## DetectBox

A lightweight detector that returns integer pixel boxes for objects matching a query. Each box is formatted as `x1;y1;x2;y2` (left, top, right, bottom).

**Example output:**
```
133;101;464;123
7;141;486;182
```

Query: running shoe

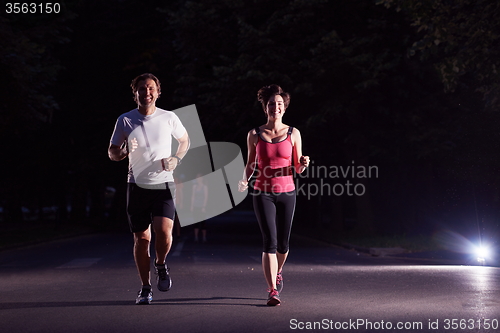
155;263;172;291
267;288;281;306
276;272;283;293
136;288;153;305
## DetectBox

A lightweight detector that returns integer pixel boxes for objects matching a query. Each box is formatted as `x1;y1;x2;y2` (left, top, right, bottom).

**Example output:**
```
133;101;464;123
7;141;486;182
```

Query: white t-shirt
110;108;186;185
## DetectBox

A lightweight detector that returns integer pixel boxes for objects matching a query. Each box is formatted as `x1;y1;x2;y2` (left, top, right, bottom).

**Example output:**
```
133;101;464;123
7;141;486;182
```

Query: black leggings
253;190;296;254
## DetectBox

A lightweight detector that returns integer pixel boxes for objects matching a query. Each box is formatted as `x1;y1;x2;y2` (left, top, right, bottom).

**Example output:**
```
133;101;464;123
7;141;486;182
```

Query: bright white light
476;246;489;259
475;245;490;264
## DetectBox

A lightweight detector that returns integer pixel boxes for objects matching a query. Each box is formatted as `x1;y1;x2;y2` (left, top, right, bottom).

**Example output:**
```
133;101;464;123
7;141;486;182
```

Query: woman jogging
238;84;309;306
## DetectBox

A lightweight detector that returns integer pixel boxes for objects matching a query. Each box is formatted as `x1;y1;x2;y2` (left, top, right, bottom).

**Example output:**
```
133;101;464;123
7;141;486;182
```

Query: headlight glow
475;245;490;264
476;246;489;259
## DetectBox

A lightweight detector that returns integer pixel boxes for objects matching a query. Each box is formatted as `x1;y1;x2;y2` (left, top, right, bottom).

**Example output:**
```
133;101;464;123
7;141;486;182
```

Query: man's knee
134;229;151;245
153;216;174;234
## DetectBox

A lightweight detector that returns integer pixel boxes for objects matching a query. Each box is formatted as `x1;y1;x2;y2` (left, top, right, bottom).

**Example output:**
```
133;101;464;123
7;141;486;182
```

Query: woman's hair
130;73;161;102
257;84;290;111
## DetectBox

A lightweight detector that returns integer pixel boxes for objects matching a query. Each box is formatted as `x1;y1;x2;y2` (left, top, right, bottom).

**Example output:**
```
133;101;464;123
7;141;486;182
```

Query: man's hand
162;156;179;171
109;138;138;161
129;138;138;153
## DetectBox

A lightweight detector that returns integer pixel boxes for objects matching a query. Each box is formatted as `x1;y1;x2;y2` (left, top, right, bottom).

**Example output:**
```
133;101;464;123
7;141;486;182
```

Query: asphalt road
0;211;499;333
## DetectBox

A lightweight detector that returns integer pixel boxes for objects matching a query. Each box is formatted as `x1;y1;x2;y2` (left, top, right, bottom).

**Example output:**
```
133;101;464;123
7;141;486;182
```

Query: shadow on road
0;296;267;310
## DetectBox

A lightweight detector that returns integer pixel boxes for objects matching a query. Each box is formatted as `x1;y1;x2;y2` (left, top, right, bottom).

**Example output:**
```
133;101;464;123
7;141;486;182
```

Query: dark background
1;0;499;249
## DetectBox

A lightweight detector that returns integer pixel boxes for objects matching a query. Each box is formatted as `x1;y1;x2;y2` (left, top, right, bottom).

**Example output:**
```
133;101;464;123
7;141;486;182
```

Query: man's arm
163;131;190;171
174;131;190;160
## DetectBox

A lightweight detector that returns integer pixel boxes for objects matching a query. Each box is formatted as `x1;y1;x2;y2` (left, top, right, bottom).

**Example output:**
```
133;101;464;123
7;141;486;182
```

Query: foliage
1;0;498;238
163;0;461;233
0;6;75;134
0;5;76;222
377;0;500;110
164;0;462;164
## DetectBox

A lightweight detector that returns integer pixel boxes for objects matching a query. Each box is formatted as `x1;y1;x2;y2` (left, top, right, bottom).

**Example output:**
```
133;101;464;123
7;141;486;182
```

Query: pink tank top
253;127;295;193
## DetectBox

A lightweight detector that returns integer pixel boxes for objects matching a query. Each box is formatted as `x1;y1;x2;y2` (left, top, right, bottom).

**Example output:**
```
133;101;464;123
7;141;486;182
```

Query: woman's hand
238;179;248;192
299;155;310;168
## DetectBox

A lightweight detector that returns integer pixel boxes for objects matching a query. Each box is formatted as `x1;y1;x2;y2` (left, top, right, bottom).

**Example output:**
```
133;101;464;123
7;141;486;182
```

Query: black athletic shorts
126;182;176;233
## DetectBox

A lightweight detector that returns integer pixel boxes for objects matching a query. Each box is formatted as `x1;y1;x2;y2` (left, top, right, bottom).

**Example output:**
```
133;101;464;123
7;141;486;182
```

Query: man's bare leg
133;226;152;286
152;216;174;265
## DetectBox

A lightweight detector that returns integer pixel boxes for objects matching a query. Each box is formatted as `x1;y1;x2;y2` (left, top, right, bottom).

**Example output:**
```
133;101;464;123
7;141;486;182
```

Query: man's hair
257;84;290;111
130;73;161;103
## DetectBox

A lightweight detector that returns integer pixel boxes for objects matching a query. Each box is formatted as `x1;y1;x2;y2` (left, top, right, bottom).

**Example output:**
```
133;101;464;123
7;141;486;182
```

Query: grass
295;225;441;253
335;233;440;252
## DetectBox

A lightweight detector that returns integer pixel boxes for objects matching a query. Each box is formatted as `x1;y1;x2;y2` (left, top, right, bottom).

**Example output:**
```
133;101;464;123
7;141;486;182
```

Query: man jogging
108;73;189;305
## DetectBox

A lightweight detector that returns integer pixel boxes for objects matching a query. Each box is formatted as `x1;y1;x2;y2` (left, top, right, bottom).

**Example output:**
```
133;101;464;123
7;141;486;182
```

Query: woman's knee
262;241;278;253
277;245;289;254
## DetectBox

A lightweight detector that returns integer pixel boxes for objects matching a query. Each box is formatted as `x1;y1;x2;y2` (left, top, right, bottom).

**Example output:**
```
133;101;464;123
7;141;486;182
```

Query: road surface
0;211;499;332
